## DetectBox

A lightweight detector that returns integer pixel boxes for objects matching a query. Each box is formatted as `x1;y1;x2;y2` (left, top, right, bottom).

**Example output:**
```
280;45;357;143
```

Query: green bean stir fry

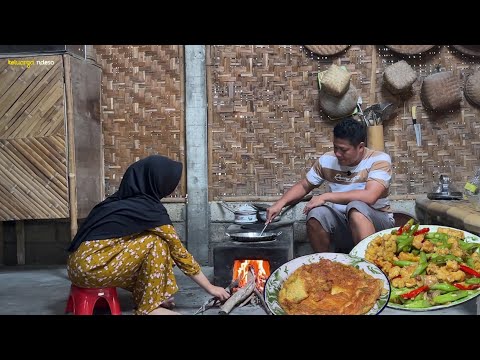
365;220;480;309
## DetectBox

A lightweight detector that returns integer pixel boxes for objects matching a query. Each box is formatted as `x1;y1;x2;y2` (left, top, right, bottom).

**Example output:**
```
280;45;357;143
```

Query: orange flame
232;260;271;292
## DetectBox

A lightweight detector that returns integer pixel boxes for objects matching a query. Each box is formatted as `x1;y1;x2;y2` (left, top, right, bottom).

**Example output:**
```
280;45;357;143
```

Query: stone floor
0;265;267;315
0;265;478;315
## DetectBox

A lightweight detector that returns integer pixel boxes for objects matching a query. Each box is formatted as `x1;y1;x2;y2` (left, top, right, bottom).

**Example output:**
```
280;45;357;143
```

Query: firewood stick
193;279;239;315
254;287;272;315
219;272;256;315
238;293;255;308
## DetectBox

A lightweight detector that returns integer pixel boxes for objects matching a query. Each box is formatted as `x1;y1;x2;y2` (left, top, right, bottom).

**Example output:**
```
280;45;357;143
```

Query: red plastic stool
65;284;122;315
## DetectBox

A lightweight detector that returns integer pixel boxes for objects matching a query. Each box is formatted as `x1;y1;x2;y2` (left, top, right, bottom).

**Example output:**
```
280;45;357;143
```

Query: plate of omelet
264;253;390;315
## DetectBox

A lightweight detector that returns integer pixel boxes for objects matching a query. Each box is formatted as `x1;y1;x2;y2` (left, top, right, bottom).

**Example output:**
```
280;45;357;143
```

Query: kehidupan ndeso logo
8;59;55;68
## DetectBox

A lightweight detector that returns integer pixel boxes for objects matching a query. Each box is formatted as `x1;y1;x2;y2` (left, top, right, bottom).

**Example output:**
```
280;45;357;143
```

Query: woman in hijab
67;155;230;315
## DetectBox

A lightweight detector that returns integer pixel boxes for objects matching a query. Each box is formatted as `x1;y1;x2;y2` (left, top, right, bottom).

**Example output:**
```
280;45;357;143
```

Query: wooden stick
254;287;272;315
63;54;78;238
219;272;256;315
237;293;255;308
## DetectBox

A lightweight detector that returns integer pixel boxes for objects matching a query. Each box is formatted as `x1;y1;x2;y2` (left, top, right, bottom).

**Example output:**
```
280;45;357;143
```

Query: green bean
430;283;458;292
411;251;428;277
458;240;480;253
432;290;469;304
403;300;431;308
465;278;480;284
393;260;416;267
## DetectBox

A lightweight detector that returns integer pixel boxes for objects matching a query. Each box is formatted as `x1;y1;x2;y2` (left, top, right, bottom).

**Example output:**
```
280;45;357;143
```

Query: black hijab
67;155;183;252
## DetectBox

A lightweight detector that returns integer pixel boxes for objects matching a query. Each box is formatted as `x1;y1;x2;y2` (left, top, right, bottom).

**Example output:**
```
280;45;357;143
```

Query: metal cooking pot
220;202;257;224
226;231;282;242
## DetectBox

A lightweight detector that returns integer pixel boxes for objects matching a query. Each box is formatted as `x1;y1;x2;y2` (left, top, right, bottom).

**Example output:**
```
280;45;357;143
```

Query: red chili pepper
413;228;430;236
453;283;480;290
400;285;429;299
397;228;403;235
459;264;480;278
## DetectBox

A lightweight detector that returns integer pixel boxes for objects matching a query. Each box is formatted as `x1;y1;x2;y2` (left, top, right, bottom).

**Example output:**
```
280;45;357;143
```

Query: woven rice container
319;84;358;119
420;71;462;111
304;45;350;56
464;71;480;107
383;60;417;94
319;64;351;97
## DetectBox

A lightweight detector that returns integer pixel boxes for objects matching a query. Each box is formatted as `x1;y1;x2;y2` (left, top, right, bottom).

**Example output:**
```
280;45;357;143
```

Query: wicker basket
319;84;358;119
452;45;480;57
319;64;351;97
464;71;480;107
420;71;462;111
385;45;435;55
304;45;350;56
383;60;417;95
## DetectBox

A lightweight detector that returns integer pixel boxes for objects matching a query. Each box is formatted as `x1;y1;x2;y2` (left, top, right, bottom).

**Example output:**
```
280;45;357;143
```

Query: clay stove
213;223;294;288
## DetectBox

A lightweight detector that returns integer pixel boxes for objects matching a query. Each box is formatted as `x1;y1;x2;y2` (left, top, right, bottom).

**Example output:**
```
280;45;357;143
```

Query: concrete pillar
185;45;209;265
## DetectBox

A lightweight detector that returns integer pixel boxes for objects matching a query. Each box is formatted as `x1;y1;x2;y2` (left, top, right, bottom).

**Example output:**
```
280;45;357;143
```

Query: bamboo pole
206;45;214;202
369;45;378;105
220;194;420;202
63;54;78;239
178;45;186;198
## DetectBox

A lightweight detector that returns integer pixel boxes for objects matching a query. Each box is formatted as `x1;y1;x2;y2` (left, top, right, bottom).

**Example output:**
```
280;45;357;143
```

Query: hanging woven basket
304;45;350;56
464;71;480;107
385;45;435;55
452;45;480;57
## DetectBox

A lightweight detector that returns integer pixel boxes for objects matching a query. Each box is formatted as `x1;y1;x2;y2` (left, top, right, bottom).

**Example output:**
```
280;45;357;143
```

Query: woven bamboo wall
0;56;68;220
94;45;186;199
207;45;480;200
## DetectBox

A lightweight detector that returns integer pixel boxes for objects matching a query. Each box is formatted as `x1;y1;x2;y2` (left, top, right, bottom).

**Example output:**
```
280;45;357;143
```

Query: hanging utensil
412;106;422;146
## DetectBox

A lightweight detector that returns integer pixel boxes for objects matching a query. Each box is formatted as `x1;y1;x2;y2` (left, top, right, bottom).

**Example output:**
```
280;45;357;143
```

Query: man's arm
266;178;315;222
303;179;387;214
321;179;386;205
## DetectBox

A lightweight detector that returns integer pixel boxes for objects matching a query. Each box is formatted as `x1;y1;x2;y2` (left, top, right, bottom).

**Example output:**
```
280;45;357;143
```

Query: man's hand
303;195;326;214
266;203;283;223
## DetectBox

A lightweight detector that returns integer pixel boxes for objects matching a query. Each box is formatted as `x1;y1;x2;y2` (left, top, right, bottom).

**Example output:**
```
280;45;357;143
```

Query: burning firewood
219;268;256;315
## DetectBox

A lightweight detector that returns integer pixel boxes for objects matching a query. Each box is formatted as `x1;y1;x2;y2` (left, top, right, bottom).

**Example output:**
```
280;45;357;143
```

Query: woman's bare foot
148;307;181;315
160;296;175;310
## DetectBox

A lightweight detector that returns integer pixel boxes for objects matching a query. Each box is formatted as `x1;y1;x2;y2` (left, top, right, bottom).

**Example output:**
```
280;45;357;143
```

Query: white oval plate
350;225;480;311
264;252;390;315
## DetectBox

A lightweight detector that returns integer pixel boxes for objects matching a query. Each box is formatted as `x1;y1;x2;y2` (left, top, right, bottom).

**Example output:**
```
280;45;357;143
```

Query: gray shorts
306;200;395;252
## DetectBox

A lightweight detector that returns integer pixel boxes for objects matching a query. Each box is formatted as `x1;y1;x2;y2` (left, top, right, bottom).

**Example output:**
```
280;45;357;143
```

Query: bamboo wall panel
0;56;68;220
207;45;480;200
94;45;186;199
